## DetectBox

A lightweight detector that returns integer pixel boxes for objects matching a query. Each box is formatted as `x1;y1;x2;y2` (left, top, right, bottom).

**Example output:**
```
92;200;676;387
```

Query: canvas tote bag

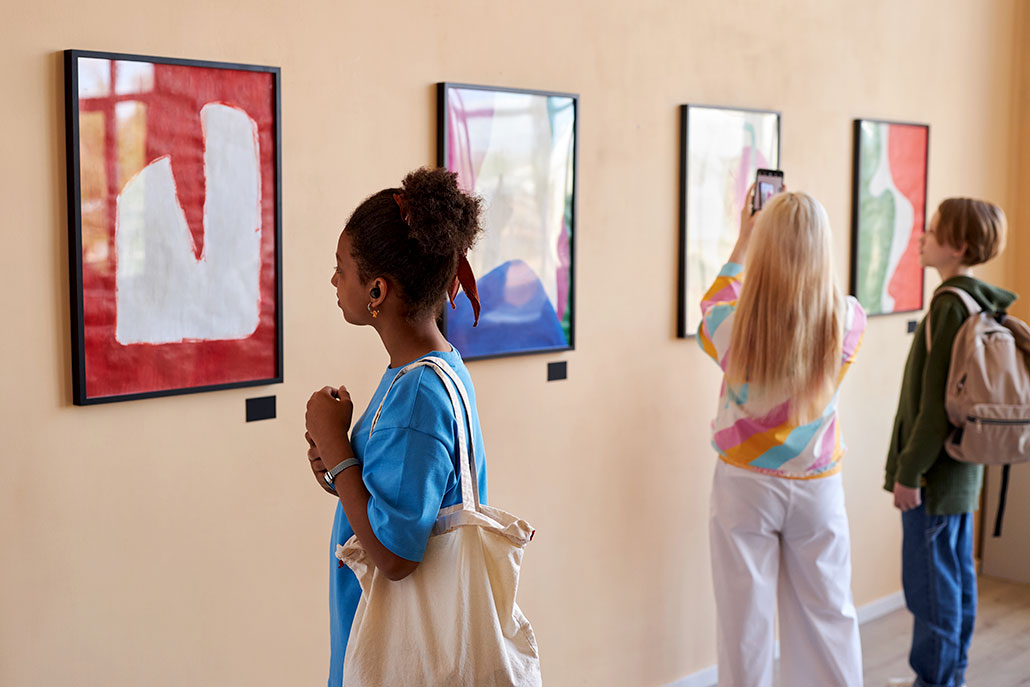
336;356;541;687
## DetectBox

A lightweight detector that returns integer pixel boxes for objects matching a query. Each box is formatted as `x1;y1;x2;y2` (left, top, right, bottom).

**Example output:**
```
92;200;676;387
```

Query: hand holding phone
752;168;785;213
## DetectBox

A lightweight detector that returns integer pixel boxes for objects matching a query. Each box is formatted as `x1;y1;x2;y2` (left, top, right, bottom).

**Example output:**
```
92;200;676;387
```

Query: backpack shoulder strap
925;286;981;353
937;286;981;317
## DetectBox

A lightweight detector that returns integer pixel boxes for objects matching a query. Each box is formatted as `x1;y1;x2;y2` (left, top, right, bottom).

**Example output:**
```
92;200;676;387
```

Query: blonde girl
699;187;866;687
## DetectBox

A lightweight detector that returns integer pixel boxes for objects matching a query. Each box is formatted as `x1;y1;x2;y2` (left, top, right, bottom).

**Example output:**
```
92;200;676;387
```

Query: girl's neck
376;316;450;368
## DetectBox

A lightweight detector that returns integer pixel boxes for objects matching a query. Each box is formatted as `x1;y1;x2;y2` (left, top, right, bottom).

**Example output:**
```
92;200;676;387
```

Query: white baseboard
663;589;905;687
856;590;905;624
664;665;718;687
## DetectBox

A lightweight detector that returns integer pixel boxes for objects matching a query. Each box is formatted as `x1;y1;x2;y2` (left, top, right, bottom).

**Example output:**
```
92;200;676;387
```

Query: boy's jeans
901;502;976;687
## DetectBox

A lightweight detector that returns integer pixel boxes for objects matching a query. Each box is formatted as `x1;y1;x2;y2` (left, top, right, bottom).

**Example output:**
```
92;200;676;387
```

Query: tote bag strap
368;357;481;512
421;356;481;508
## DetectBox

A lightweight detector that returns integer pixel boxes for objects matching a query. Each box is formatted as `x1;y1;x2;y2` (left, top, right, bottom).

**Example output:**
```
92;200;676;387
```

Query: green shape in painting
857;123;896;314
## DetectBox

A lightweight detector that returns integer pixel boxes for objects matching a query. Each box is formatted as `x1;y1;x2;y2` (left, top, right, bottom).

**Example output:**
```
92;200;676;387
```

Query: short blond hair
727;191;843;423
935;198;1007;266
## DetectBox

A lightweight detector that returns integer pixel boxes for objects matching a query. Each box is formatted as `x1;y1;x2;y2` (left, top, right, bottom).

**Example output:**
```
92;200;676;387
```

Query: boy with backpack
884;198;1014;687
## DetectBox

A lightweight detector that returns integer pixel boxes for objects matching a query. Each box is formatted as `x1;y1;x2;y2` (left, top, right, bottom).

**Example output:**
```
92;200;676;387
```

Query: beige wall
1;1;1025;685
1010;0;1030;321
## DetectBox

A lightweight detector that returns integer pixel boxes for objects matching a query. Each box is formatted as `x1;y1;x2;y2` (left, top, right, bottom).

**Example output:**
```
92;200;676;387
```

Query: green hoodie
883;275;1018;515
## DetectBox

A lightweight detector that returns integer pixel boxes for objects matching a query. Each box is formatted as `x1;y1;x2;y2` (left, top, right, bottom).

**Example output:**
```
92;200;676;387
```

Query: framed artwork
850;119;928;316
677;105;780;338
65;50;282;404
438;82;577;360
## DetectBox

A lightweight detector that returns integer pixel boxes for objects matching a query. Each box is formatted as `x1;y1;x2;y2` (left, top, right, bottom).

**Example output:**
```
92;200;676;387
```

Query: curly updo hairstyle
345;168;483;321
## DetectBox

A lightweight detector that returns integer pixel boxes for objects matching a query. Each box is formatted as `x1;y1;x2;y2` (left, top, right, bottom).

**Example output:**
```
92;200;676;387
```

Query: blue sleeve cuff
362;427;453;563
719;262;744;277
367;502;421;562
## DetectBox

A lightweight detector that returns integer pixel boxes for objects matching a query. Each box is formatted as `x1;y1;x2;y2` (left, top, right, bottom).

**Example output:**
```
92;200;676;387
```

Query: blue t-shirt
328;348;488;685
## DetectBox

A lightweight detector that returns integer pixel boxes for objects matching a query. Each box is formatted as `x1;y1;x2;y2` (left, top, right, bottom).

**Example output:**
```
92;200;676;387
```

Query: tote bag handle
368;357;481;512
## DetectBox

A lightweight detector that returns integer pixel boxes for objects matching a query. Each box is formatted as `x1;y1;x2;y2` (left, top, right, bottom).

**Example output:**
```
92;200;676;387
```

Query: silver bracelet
323;457;360;490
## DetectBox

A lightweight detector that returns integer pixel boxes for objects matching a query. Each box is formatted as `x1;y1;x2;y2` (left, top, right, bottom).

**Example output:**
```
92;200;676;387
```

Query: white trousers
710;460;863;687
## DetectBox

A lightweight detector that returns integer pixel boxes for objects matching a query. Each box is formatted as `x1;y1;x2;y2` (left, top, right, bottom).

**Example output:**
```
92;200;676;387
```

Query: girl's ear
368;278;388;307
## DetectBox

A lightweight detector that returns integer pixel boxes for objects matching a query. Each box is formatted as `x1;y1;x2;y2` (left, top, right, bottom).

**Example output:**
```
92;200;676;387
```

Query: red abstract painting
66;51;282;404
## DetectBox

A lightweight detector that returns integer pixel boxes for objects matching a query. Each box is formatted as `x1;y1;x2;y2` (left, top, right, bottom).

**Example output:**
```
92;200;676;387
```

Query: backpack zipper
968;416;1030;425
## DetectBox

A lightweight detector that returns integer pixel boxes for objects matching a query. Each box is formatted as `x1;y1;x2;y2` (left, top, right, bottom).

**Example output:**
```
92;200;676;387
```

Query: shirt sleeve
893;295;967;488
362;425;455;562
698;262;743;368
838;296;868;383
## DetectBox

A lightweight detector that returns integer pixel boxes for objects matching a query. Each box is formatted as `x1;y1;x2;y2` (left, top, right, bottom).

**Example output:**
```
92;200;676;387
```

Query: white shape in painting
866;124;914;313
78;58;111;98
115;103;262;344
685;108;778;334
114;60;155;95
461;90;574;310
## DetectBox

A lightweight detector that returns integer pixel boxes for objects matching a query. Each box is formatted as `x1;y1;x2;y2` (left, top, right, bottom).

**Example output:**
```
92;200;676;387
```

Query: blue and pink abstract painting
678;105;780;337
439;83;577;359
850;120;928;315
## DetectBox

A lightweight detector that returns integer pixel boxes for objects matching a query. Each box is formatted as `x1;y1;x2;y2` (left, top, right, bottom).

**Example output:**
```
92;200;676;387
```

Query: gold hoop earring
367;302;379;318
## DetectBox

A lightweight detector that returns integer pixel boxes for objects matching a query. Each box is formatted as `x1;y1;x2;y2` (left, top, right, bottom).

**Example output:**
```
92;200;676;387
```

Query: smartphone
753;168;785;212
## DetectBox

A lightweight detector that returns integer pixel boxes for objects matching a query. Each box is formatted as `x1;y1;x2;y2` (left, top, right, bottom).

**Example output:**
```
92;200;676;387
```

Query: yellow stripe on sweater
719;417;797;465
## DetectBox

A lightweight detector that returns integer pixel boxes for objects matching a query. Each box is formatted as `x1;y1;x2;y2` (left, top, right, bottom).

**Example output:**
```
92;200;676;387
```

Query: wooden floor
774;575;1030;686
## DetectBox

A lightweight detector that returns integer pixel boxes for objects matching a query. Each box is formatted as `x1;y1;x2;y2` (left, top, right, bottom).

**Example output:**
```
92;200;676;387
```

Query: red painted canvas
66;51;282;404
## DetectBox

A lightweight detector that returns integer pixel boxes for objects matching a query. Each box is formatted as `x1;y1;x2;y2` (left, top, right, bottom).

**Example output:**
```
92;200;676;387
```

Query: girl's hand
305;431;338;496
729;183;759;264
893;482;922;511
305;385;354;461
740;182;759;235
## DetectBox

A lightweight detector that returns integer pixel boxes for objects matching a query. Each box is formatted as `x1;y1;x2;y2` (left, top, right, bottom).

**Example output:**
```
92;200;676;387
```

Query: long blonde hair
726;192;843;423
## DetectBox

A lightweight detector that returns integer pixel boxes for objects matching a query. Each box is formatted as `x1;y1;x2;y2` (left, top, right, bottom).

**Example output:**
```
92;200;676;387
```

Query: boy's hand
893;482;922;511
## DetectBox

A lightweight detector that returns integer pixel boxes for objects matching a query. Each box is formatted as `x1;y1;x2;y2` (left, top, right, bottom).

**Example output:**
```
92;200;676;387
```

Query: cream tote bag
337;356;541;687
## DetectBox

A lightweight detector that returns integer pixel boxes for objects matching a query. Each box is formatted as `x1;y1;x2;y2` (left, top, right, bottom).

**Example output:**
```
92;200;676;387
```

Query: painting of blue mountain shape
448;259;568;358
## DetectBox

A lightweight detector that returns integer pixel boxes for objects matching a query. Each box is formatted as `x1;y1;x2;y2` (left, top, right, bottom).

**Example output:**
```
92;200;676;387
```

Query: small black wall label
246;395;276;422
547;361;567;382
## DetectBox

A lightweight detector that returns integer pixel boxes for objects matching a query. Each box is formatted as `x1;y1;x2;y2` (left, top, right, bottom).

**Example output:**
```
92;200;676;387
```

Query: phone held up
752;168;785;213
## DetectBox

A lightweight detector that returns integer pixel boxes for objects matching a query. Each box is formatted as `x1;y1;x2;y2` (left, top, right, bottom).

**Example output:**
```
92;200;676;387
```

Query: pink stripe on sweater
701;283;740;312
808;417;838;471
718;347;732;372
713;400;791;449
842;308;867;361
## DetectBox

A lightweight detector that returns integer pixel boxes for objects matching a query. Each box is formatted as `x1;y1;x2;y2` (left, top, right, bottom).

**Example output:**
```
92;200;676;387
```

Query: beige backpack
927;286;1030;534
928;286;1030;465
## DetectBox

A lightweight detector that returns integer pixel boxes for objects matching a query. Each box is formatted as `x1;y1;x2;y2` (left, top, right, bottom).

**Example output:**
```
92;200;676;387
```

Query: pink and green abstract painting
851;120;928;315
439;84;576;359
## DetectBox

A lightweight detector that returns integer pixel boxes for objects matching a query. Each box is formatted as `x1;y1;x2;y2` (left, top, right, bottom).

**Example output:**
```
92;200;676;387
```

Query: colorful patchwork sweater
698;262;867;479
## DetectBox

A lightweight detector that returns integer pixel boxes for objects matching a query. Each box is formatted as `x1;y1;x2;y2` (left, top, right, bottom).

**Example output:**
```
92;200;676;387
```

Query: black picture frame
849;118;929;317
65;49;283;405
437;82;578;361
677;104;781;338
